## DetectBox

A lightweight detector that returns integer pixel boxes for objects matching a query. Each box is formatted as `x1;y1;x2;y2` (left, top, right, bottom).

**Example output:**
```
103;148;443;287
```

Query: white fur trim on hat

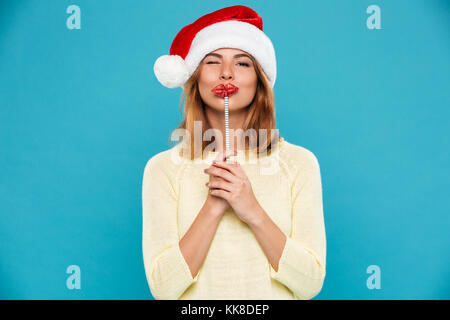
153;54;190;88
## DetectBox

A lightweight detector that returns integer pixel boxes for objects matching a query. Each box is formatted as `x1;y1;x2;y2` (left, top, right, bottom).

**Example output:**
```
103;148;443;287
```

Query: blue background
0;0;449;299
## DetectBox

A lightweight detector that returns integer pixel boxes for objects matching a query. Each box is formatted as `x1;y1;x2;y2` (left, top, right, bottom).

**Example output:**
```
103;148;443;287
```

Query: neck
204;105;249;153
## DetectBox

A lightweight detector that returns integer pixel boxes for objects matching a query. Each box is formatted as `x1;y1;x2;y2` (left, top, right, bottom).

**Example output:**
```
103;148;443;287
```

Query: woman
142;5;326;300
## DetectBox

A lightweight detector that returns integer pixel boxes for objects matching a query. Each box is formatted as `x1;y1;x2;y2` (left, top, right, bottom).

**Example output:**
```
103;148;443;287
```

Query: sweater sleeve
269;149;326;300
142;154;199;300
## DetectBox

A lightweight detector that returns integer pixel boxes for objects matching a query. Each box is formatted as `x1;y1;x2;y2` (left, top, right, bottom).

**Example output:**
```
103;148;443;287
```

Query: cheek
198;76;221;107
197;79;210;98
199;67;217;84
238;68;257;86
238;73;257;98
198;72;217;95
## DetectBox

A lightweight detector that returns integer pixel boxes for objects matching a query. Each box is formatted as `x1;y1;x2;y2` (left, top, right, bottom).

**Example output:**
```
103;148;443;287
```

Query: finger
211;161;245;179
210;175;227;183
206;180;233;192
209;188;230;201
204;166;239;183
205;166;238;183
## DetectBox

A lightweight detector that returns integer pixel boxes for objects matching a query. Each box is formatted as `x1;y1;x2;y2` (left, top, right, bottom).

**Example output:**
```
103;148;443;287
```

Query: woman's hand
204;156;262;225
203;149;237;217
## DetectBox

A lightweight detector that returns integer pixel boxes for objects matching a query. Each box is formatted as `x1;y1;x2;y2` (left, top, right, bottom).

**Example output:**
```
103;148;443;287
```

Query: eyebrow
204;53;251;59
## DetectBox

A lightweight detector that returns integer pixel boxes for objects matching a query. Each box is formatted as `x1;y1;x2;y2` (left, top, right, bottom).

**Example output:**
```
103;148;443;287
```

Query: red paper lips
211;83;239;97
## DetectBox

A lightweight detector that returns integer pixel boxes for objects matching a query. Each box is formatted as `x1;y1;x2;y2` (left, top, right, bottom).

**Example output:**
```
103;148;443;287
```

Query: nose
220;62;233;81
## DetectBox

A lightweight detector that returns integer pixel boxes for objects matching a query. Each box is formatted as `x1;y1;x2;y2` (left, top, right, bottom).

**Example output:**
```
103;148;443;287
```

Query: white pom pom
153;55;190;88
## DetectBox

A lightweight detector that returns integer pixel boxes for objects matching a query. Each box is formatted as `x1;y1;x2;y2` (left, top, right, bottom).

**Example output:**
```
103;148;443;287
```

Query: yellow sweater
142;137;326;300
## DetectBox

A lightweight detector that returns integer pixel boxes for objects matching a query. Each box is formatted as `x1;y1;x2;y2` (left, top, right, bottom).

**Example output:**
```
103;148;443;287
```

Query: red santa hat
153;5;277;89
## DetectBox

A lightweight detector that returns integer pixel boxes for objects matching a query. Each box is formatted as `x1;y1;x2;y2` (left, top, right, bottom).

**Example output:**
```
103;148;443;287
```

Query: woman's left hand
204;160;262;225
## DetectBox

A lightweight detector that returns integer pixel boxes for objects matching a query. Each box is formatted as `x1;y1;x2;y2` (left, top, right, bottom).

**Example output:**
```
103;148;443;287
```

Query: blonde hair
168;53;280;160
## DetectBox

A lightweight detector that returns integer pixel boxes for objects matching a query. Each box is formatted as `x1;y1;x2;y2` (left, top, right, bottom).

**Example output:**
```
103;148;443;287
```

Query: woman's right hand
203;149;237;217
